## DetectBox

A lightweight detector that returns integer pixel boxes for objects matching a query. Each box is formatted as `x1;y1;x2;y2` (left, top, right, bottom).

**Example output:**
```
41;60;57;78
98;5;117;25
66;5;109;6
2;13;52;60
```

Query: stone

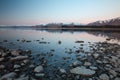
70;67;95;76
0;72;16;80
34;65;43;73
11;50;20;56
99;74;109;80
10;56;28;61
0;65;5;69
93;53;99;58
109;70;117;77
23;59;29;64
15;76;29;80
0;58;4;62
115;77;120;80
29;64;35;68
14;64;21;69
84;62;91;66
35;73;45;77
72;61;80;66
90;66;98;70
59;69;66;73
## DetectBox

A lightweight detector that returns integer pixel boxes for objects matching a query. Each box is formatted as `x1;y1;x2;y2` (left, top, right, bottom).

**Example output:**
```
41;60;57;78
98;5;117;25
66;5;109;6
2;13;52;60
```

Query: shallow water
0;28;120;79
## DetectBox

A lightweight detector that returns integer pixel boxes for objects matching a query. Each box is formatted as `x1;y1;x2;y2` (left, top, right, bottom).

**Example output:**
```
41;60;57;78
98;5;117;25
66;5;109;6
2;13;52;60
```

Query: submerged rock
59;69;66;74
99;74;109;80
34;65;44;73
0;72;17;80
70;67;95;76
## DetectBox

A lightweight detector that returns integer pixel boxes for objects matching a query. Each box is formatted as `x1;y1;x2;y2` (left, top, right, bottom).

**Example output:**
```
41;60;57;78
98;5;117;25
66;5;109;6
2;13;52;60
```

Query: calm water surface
0;28;120;69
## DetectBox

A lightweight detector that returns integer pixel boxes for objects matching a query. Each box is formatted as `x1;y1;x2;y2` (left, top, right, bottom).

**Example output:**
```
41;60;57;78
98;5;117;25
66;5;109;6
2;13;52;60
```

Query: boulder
34;65;43;73
99;74;109;80
70;67;95;76
0;72;17;80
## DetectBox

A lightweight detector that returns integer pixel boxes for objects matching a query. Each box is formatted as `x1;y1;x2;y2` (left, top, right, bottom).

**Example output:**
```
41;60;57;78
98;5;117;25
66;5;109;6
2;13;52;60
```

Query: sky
0;0;120;26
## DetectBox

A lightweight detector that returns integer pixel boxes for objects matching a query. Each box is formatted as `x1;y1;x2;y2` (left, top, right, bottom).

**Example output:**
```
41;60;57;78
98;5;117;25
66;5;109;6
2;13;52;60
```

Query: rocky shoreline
0;41;120;80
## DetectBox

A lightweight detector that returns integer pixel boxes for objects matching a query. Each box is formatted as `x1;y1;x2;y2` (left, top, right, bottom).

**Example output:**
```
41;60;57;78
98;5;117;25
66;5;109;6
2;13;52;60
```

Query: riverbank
0;40;120;80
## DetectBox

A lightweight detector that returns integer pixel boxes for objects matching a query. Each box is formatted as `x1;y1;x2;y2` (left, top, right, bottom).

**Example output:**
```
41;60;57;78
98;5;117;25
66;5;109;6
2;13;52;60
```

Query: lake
0;28;120;80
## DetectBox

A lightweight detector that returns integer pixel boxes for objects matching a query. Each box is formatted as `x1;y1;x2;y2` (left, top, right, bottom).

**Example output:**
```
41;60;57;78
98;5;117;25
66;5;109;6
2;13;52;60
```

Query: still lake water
0;28;120;71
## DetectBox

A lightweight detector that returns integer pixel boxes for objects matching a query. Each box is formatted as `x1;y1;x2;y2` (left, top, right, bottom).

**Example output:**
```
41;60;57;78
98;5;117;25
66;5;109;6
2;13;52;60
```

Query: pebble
34;65;44;73
99;74;109;80
70;67;95;76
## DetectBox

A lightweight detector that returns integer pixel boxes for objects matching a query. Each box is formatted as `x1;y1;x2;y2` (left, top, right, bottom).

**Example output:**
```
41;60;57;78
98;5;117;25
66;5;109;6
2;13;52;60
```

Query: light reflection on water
0;28;120;63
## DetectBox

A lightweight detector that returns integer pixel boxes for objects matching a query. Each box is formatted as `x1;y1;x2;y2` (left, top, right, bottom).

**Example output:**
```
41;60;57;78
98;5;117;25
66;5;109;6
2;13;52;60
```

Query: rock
115;77;120;80
96;60;102;64
90;66;98;70
16;76;29;80
11;50;21;56
23;59;29;64
72;61;80;66
75;41;84;43
2;52;7;57
59;69;66;73
84;62;91;66
99;74;109;80
29;64;35;68
70;67;95;76
34;65;43;73
0;65;5;69
25;50;31;54
58;41;61;44
0;57;4;62
93;53;99;58
109;70;117;77
10;56;28;61
21;63;25;66
14;64;21;69
0;72;17;80
35;73;45;77
14;69;20;72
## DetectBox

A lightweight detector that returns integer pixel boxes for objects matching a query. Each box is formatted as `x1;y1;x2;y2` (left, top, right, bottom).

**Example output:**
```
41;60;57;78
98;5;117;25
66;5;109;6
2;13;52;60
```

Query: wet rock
84;62;91;66
75;41;84;43
29;64;35;68
115;77;120;80
89;66;98;70
99;74;109;80
3;40;8;42
58;41;61;44
35;73;45;77
72;61;80;66
0;57;4;62
109;70;117;77
34;65;44;73
16;76;29;80
14;64;21;69
14;69;20;72
10;56;29;61
0;72;17;80
59;69;66;74
23;59;29;64
11;50;21;56
93;53;99;58
0;65;5;69
70;67;95;76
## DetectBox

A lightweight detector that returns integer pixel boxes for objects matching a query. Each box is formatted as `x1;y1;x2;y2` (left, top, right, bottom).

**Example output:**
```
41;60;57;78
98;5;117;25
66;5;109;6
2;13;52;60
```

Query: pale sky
0;0;120;25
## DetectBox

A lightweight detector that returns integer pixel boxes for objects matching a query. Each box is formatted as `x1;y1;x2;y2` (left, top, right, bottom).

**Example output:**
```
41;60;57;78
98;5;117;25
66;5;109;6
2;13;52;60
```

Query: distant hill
87;17;120;26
